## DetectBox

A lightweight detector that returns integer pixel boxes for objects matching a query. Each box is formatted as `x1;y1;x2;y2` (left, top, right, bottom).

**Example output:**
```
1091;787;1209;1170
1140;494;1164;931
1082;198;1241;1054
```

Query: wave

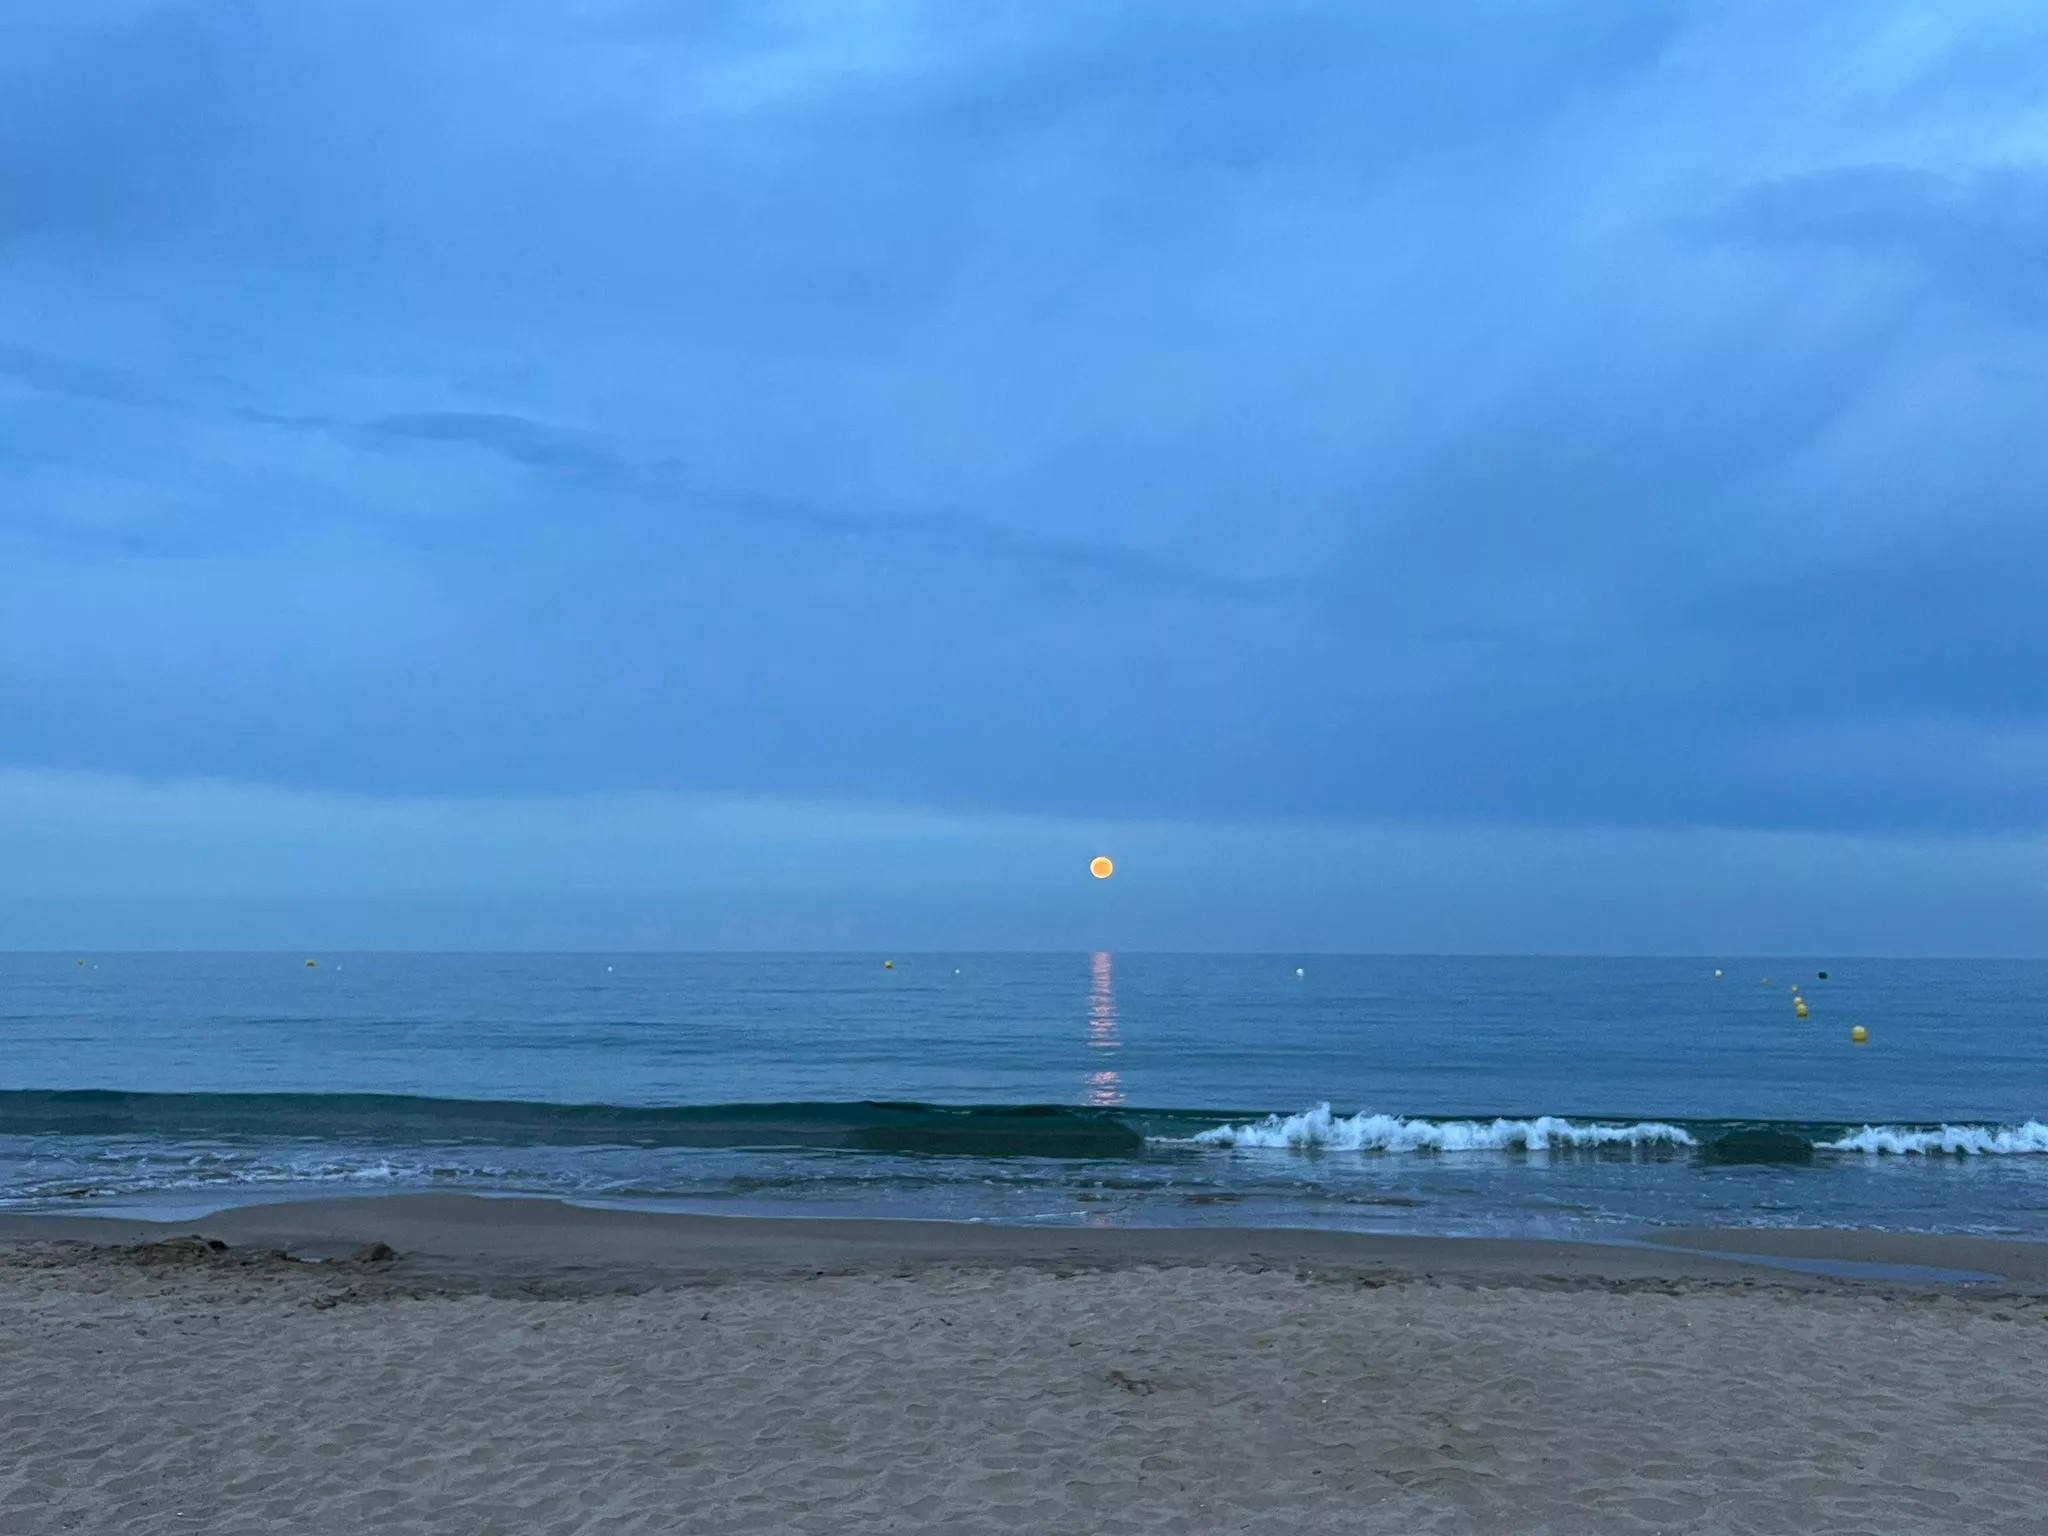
1821;1122;2048;1156
4;1092;2043;1168
1188;1105;1697;1153
1182;1104;2048;1164
0;1091;1143;1160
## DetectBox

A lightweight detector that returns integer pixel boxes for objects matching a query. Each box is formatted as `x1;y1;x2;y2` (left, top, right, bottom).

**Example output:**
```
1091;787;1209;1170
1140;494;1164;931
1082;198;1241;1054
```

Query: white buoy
1296;967;1305;978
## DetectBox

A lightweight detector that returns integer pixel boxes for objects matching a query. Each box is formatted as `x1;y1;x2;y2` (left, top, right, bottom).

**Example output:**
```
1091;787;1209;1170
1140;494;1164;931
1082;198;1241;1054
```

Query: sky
3;0;2046;952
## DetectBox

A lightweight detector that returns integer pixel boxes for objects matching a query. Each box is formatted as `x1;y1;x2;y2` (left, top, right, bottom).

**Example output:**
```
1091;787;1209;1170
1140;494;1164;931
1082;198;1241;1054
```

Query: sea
4;952;2045;1241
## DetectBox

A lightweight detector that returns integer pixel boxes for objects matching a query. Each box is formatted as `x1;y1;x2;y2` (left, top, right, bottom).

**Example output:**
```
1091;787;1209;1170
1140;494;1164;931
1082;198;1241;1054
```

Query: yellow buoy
1795;1001;1809;1018
1850;1025;1868;1045
305;959;317;968
1089;855;1114;879
883;960;894;970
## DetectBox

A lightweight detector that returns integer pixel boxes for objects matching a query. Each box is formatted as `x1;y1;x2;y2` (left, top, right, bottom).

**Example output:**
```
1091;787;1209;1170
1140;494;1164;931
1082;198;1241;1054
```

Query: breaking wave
1186;1105;1696;1152
1181;1104;2048;1161
1820;1121;2048;1156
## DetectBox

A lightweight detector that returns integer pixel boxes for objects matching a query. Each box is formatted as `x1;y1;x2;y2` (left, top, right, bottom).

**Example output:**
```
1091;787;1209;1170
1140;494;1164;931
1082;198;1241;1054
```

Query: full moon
1089;856;1115;879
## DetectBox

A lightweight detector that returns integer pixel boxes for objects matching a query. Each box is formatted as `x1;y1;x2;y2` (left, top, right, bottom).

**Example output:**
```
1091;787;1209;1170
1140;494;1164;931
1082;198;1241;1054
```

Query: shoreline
5;1192;2046;1296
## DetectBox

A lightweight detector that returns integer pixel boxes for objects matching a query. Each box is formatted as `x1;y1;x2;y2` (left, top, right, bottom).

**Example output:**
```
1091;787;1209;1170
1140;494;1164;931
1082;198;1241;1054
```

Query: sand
3;1198;2045;1535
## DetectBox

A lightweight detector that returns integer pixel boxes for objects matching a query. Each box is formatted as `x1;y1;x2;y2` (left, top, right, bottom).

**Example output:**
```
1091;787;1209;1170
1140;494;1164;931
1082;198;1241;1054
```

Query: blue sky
4;0;2046;951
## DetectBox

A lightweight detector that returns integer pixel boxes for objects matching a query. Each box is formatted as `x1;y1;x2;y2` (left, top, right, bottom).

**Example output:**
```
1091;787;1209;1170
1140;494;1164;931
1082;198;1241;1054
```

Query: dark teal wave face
0;1093;1147;1159
4;1090;2042;1165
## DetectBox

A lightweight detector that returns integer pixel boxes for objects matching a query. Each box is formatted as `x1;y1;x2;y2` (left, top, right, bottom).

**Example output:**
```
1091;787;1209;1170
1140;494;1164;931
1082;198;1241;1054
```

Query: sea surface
3;953;2045;1240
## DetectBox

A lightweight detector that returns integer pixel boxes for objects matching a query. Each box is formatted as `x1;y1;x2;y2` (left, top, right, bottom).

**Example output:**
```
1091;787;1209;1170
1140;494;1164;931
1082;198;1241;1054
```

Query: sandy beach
3;1198;2045;1535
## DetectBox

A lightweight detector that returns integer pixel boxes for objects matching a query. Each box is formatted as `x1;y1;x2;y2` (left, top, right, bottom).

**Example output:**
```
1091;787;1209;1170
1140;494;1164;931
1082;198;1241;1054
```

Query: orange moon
1090;856;1115;879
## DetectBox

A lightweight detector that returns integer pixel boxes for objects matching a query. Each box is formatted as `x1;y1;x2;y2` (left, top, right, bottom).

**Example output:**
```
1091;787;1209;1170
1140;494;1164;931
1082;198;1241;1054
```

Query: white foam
1821;1121;2048;1156
1186;1104;1698;1153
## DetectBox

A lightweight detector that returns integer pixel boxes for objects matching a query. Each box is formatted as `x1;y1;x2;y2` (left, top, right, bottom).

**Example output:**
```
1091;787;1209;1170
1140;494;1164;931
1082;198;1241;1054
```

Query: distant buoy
305;959;316;968
1713;969;1723;978
1818;971;1829;981
1762;977;1772;986
1089;856;1114;879
1795;1002;1809;1019
76;959;84;967
1296;967;1305;978
884;960;895;970
1850;1025;1867;1044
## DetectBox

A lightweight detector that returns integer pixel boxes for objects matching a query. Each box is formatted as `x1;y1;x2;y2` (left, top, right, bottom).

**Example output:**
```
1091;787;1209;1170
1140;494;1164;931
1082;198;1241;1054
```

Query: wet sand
3;1196;2044;1534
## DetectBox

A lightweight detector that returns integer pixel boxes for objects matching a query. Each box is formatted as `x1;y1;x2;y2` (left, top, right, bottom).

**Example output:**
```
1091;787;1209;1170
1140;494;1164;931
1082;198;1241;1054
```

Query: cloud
2;0;2046;871
352;407;1307;597
0;344;163;407
1703;163;2048;321
361;412;622;475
